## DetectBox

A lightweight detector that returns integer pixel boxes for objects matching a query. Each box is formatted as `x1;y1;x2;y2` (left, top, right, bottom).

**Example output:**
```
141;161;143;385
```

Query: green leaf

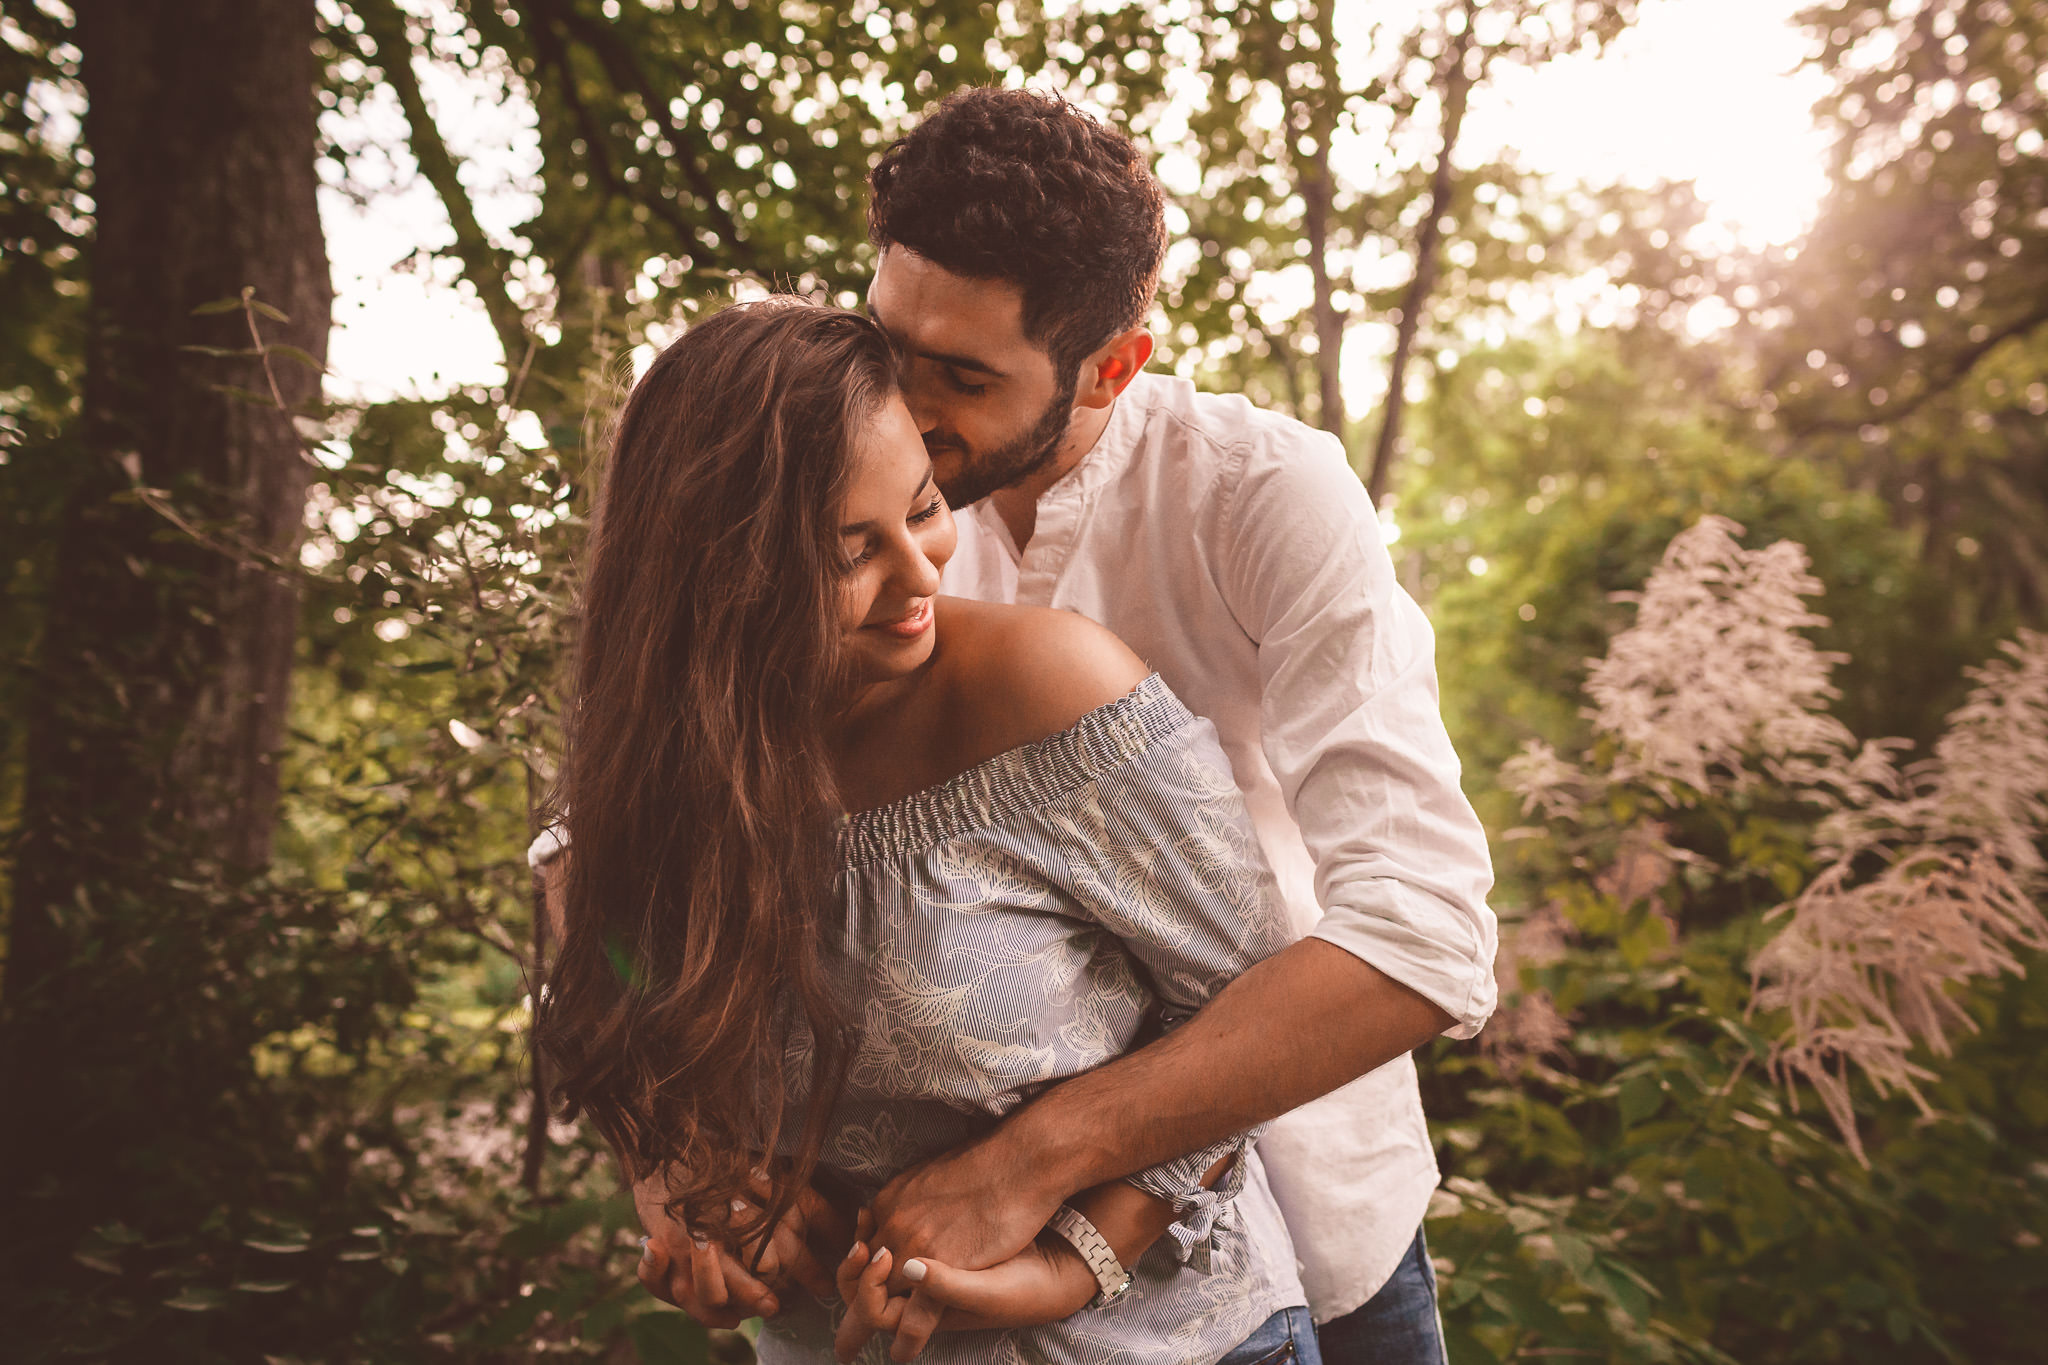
626;1311;713;1364
234;1279;297;1293
499;1198;604;1259
244;1235;311;1254
1587;1259;1653;1323
1550;1227;1596;1280
266;343;325;373
163;1286;229;1312
190;297;247;316
1618;1071;1667;1128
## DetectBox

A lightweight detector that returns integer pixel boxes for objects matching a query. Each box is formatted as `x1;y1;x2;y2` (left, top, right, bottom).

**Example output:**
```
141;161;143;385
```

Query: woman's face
838;393;957;686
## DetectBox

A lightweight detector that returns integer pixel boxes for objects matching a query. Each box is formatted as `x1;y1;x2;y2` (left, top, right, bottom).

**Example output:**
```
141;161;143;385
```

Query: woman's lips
867;597;934;639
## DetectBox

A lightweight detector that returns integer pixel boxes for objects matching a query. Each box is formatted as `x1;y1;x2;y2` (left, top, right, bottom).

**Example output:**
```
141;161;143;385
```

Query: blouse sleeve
1039;709;1293;1265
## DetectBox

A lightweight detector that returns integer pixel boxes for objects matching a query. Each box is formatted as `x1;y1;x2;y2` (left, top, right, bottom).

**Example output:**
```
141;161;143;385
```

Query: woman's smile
866;596;935;639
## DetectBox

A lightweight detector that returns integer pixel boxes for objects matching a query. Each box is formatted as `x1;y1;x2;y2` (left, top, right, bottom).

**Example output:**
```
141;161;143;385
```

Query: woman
538;298;1318;1365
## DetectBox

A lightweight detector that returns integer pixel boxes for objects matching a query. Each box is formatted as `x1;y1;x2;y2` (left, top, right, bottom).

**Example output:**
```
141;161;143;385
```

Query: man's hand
866;1128;1068;1287
635;1173;847;1324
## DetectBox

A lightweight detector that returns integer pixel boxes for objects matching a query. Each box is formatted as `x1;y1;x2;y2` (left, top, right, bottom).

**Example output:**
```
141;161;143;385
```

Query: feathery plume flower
1583;515;1856;801
1483;902;1573;1075
1520;514;2047;1162
1751;632;2048;1163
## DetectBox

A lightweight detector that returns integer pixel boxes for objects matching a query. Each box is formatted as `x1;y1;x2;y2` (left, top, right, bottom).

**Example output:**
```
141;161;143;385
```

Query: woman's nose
890;534;944;599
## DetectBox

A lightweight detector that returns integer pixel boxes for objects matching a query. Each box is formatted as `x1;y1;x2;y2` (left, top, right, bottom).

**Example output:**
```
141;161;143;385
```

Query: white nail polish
902;1258;928;1283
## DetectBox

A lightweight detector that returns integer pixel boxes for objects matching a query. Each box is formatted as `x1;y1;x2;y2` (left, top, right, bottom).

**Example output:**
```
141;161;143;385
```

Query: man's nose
898;369;942;437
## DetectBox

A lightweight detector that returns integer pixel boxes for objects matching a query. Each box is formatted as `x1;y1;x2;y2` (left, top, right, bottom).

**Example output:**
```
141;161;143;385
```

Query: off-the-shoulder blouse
761;675;1306;1365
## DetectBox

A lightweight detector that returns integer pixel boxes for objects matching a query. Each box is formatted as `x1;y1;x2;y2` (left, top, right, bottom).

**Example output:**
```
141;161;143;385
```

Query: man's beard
929;371;1078;509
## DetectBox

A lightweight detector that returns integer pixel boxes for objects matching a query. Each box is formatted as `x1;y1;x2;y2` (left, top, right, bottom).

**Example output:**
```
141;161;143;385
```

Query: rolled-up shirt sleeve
1214;430;1498;1038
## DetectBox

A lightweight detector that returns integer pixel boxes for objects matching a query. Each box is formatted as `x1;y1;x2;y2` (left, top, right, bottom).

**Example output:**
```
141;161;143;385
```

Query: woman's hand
832;1210;1098;1362
635;1168;847;1324
833;1237;903;1362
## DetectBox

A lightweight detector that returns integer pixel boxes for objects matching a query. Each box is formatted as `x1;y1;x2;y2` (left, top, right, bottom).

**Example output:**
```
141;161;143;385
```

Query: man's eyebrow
840;471;934;536
866;297;1007;378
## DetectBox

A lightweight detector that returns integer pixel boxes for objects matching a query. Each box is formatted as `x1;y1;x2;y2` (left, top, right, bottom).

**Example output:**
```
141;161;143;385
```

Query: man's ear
1075;327;1155;410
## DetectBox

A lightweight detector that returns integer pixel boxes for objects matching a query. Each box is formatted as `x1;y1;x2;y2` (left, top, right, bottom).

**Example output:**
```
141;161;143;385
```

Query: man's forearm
1004;937;1454;1199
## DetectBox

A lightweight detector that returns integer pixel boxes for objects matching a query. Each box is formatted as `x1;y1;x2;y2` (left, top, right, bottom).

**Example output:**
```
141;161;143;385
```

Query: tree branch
353;0;529;367
1366;0;1477;506
1783;297;2048;438
527;0;757;271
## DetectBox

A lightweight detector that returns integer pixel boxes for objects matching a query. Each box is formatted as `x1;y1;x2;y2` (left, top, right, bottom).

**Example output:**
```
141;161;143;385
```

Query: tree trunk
1303;152;1346;440
1302;0;1345;441
1366;5;1475;506
5;0;328;1235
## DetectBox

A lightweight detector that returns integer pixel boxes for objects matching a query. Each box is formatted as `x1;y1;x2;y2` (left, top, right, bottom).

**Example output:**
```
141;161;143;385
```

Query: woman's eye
909;495;945;524
846;543;876;569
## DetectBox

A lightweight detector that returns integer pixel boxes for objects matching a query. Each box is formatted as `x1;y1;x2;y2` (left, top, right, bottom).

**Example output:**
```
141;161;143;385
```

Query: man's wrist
997;1089;1109;1206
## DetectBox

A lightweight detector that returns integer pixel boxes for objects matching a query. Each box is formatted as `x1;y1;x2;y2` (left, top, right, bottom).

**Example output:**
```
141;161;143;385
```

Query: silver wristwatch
1046;1204;1133;1308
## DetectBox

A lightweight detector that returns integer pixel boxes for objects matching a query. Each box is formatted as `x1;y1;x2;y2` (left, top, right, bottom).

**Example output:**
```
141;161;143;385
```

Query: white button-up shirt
941;370;1498;1321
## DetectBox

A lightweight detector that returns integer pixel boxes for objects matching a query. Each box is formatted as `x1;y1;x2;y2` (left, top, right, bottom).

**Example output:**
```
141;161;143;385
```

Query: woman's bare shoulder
931;597;1151;753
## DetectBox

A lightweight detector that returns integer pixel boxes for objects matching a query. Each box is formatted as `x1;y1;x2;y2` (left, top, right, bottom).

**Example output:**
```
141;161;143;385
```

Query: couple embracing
534;87;1497;1365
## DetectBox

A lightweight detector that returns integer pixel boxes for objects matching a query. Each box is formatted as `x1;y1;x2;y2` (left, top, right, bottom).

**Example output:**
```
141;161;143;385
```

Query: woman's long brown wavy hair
538;298;895;1238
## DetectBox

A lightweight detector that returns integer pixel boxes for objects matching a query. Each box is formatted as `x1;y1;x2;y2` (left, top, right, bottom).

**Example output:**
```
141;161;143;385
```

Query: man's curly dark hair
868;87;1167;376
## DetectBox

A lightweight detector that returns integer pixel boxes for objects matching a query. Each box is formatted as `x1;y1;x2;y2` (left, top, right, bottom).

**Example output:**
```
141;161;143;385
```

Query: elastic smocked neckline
838;673;1190;869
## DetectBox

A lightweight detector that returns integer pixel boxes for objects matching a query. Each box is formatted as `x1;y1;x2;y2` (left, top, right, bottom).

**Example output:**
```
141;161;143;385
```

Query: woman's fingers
768;1211;833;1300
887;1286;944;1362
637;1237;670;1299
639;1237;753;1329
895;1256;1012;1318
737;1173;831;1295
834;1238;870;1306
688;1231;730;1313
719;1251;782;1319
833;1243;903;1363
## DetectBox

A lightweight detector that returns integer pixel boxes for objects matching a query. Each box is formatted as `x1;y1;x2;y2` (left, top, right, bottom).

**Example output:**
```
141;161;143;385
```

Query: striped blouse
760;674;1306;1365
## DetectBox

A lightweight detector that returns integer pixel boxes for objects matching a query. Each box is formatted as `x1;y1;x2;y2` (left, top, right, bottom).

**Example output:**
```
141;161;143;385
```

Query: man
630;88;1496;1363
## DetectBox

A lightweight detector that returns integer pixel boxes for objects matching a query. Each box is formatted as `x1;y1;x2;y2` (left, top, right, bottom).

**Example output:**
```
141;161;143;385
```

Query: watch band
1046;1204;1134;1307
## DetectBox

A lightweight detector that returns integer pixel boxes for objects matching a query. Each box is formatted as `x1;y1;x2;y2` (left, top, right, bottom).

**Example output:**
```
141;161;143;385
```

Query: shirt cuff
1308;883;1499;1040
1122;1133;1258;1271
527;824;570;870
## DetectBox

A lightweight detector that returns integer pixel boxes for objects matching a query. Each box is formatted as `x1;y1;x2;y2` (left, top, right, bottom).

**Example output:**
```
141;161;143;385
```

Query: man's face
866;246;1078;508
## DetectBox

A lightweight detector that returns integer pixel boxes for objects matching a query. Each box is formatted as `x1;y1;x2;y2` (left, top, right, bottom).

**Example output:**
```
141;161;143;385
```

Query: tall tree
5;0;329;1262
1041;0;1638;489
1753;0;2048;627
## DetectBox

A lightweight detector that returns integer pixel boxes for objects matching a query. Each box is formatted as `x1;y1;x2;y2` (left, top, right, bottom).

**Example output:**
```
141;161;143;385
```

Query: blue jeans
1216;1305;1324;1365
1313;1224;1448;1365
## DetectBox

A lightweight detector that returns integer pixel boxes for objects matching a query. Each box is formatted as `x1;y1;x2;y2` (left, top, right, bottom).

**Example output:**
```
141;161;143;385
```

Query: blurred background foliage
0;0;2043;1360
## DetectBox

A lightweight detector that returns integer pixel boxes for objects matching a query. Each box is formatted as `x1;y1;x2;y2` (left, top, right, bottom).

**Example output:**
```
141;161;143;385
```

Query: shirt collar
1035;371;1158;509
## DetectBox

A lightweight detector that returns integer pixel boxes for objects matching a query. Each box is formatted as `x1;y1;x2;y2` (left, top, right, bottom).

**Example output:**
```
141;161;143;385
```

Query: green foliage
1422;522;2048;1363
